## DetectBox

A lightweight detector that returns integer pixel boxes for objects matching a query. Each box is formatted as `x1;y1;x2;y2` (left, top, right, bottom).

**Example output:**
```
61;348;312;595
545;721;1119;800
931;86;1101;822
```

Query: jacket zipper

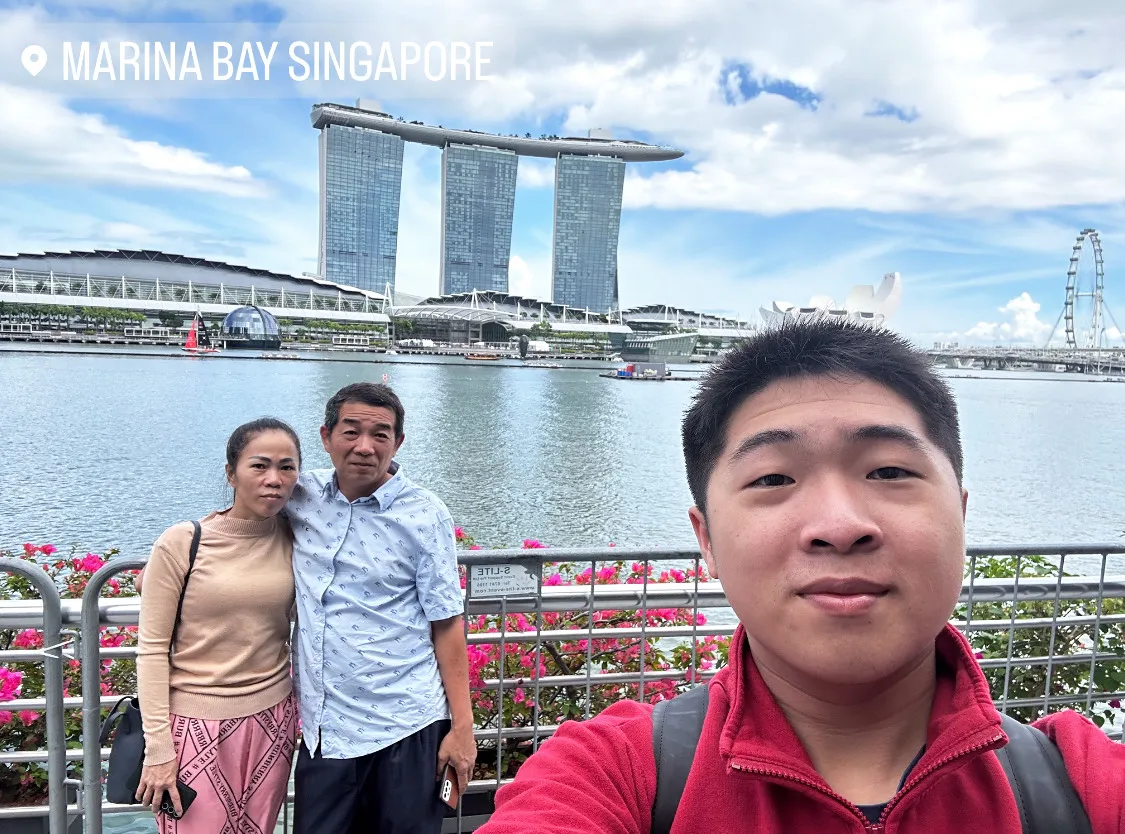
872;732;1005;826
730;731;1005;833
729;761;881;831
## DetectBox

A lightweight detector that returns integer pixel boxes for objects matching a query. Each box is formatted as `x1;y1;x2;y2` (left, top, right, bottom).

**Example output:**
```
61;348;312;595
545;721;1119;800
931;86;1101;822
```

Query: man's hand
436;722;477;793
136;760;181;815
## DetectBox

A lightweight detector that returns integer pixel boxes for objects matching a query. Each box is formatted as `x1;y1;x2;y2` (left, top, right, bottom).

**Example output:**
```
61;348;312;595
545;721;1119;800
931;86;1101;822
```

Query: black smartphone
159;781;197;819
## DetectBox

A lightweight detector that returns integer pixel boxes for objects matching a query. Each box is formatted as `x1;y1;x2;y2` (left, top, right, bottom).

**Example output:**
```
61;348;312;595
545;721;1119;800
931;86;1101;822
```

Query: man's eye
869;467;913;480
750;474;794;487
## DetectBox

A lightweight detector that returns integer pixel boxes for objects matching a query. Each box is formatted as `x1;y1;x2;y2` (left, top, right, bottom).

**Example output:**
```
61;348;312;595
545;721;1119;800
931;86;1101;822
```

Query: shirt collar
323;460;406;508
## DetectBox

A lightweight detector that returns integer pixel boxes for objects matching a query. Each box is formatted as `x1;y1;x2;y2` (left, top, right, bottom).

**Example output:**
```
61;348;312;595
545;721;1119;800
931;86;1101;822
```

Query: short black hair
225;417;302;472
682;318;962;515
324;382;405;437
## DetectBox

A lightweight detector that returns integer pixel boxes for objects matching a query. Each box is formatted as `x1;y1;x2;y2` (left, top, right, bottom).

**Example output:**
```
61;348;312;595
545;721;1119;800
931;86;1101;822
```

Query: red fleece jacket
477;624;1124;833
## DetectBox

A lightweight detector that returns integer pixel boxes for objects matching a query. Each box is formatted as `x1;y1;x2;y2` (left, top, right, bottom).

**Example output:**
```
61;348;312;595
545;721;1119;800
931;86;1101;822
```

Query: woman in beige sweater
136;417;300;832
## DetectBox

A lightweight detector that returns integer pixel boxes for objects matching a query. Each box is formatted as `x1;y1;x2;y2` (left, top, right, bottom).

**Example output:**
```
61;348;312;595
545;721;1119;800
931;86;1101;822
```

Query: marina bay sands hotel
312;101;684;312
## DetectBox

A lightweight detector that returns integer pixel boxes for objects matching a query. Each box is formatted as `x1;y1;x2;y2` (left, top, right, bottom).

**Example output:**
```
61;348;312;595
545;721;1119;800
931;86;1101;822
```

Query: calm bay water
1;351;1124;559
3;350;1125;832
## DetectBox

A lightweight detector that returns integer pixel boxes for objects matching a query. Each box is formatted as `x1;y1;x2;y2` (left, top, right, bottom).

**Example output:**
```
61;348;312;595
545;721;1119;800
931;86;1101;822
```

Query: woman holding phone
135;417;301;832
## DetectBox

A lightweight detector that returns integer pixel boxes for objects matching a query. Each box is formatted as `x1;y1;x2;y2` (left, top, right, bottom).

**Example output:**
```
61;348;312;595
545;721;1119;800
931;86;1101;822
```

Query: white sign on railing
469;563;540;598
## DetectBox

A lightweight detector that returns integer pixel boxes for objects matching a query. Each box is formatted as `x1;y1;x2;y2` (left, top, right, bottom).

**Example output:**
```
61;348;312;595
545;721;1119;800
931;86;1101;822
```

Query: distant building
311;102;684;308
618;305;756;362
317;123;404;293
551;154;625;314
440;144;518;296
221;305;282;349
760;272;904;327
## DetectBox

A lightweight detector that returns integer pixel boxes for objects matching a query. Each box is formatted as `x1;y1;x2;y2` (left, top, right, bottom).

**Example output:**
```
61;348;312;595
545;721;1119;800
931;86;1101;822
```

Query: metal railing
1;544;1123;833
0;558;70;833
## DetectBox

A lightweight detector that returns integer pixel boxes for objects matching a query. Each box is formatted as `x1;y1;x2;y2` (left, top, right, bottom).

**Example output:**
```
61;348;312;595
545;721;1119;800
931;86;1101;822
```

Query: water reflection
1;355;1124;563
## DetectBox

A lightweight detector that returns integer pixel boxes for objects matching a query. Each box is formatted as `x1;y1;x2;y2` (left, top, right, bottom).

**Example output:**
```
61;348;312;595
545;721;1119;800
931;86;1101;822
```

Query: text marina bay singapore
314;100;684;310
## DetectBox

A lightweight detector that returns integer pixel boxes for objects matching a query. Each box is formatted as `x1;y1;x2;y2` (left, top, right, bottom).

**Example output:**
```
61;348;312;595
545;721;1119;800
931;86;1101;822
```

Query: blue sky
1;0;1124;345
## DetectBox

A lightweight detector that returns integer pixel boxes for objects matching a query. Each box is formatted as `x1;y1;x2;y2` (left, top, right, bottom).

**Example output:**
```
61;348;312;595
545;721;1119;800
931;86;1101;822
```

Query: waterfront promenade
2;543;1125;833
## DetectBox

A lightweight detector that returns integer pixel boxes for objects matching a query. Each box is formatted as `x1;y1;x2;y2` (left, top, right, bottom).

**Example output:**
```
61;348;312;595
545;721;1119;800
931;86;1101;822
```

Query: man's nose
800;477;882;554
354;435;376;455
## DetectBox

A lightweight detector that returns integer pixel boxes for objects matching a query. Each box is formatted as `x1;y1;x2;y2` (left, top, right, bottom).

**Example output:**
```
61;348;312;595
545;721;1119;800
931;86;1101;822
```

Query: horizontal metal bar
996;690;1125;710
468;624;738;645
977;652;1125;670
956;614;1125;631
3;694;122;711
3;568;1124;628
0;747;108;764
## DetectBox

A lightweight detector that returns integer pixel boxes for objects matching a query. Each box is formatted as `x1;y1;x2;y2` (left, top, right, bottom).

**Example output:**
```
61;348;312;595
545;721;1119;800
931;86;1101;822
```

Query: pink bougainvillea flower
13;629;42;649
454;527;465;539
469;545;482;551
23;543;37;557
19;710;40;725
0;710;13;725
1110;699;1122;709
0;668;23;701
76;554;106;573
40;544;57;555
521;539;545;549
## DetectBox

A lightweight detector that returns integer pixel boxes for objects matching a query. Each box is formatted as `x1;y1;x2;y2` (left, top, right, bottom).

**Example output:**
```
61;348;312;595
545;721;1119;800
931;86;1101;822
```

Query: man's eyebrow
729;429;800;463
849;424;927;452
341;417;393;430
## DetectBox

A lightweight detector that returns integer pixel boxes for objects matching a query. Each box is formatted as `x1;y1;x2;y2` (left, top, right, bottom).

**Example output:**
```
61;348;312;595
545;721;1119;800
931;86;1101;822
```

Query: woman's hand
136;760;181;816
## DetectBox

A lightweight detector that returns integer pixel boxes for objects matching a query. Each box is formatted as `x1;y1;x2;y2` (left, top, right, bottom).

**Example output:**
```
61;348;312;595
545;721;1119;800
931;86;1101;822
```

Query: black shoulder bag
100;521;201;806
650;685;1092;834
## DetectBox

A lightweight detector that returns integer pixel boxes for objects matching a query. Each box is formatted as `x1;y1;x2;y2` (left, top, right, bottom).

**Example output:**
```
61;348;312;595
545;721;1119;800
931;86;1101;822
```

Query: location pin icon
22;45;47;77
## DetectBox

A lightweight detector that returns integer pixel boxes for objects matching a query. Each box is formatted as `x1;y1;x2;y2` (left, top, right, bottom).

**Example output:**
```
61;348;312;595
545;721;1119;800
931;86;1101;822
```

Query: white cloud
962;293;1054;343
0;84;262;196
507;253;551;300
516;158;555;189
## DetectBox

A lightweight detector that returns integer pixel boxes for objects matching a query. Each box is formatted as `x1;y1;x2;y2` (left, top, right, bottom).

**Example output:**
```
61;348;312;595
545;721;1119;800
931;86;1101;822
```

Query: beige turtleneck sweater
137;510;294;766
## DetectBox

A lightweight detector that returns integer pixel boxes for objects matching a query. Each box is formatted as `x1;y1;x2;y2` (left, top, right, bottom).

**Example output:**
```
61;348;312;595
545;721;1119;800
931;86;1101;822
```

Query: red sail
184;318;198;350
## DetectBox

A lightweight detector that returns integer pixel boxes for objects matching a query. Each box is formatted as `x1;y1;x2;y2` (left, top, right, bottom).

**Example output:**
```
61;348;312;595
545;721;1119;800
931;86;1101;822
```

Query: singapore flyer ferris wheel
1047;228;1123;351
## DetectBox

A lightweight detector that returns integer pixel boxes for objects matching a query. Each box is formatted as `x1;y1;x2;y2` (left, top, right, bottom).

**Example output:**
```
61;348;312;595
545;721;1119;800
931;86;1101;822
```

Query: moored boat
182;314;220;355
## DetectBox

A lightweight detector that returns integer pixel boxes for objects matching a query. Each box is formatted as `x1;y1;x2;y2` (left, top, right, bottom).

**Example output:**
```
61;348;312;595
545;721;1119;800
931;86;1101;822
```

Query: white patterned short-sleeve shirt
285;463;464;759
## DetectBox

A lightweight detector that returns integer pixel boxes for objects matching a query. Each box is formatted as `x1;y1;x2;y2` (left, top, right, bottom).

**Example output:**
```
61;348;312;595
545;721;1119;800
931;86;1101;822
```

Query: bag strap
98;696;134;745
651;684;709;834
167;520;201;660
995;713;1092;834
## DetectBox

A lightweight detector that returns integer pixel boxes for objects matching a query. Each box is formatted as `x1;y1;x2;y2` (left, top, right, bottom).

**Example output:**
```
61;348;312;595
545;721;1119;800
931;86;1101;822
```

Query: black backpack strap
995;713;1092;834
651;684;709;834
167;520;201;660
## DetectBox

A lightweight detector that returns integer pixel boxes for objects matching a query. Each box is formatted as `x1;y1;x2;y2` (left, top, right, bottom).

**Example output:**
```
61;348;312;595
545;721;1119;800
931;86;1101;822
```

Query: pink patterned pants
157;692;298;834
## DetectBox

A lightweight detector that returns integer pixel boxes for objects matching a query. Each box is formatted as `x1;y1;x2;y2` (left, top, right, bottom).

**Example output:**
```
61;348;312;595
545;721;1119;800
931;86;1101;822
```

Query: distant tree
529;321;553;337
157;311;184;329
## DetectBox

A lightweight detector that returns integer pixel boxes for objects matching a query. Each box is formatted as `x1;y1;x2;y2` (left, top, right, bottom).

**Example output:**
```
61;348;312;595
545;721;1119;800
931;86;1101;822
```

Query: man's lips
797;578;891;596
797;578;891;615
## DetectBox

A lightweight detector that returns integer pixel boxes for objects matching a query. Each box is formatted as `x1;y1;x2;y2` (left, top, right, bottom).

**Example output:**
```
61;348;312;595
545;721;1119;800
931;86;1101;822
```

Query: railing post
0;557;68;834
81;557;146;834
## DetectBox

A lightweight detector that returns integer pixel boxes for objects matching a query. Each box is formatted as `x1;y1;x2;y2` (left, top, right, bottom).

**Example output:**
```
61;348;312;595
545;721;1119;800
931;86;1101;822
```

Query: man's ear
688;506;719;579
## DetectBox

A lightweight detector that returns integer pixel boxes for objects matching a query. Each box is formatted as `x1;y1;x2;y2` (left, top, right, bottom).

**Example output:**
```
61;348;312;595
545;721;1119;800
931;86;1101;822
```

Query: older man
287;382;475;834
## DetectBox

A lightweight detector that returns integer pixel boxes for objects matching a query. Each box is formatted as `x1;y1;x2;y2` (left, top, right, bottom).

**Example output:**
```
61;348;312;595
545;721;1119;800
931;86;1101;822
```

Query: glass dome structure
220;305;281;349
